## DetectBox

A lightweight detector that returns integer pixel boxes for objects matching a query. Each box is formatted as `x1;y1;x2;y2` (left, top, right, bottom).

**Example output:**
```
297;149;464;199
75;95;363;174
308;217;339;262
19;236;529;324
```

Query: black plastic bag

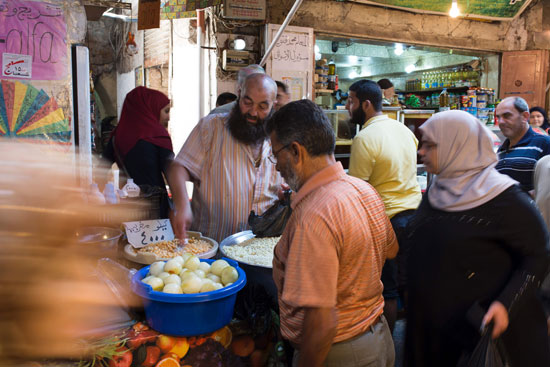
458;323;509;367
248;190;292;237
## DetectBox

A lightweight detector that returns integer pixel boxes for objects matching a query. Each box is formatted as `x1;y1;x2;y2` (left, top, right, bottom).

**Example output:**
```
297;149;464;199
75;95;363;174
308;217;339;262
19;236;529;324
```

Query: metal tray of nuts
123;231;218;264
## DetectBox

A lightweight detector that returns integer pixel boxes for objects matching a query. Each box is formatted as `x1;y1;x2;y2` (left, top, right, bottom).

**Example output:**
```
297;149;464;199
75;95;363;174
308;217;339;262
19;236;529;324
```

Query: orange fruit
211;326;232;349
169;337;189;359
155;356;180;367
156;335;177;353
230;334;255;357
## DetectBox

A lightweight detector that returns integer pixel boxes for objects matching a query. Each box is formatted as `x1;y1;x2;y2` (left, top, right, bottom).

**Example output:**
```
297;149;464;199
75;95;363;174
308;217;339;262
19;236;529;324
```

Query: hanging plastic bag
458;322;509;367
248;190;292;238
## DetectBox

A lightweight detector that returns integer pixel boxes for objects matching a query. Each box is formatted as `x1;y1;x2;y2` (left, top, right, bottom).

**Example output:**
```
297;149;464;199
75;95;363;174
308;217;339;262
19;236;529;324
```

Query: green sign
356;0;532;20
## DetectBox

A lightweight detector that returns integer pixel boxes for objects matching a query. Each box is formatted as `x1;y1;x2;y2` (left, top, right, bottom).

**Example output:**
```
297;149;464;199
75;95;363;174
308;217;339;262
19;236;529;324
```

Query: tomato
142;346;161;367
109;347;133;367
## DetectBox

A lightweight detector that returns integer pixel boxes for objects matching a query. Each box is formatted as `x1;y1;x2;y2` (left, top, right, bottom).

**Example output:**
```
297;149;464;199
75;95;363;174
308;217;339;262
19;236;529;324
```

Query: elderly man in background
209;64;265;115
268;99;398;367
169;73;284;243
496;96;550;193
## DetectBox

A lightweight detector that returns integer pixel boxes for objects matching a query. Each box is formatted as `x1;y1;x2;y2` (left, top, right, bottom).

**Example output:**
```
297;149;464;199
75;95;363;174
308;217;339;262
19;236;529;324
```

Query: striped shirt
174;113;283;242
496;127;550;192
272;162;398;346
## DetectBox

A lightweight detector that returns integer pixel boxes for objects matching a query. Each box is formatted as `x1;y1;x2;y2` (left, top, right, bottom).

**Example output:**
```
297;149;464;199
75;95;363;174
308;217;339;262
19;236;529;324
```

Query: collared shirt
272;162;398;346
174;113;283;242
496;126;550;192
349;114;421;218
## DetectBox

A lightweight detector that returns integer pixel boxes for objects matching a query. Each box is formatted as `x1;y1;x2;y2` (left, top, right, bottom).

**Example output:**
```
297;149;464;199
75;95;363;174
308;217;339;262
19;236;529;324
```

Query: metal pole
259;0;304;67
198;9;205;118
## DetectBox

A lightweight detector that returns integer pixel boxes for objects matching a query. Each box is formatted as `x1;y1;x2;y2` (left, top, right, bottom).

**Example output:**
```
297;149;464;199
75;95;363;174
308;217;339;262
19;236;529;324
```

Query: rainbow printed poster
0;80;71;143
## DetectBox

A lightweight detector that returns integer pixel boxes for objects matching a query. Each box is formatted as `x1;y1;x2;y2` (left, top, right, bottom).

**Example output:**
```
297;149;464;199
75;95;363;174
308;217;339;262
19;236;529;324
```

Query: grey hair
513;97;529;113
237;64;265;89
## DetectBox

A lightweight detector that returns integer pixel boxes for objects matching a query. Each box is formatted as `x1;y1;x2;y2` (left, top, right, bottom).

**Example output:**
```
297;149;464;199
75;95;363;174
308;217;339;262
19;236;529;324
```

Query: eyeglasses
268;144;291;164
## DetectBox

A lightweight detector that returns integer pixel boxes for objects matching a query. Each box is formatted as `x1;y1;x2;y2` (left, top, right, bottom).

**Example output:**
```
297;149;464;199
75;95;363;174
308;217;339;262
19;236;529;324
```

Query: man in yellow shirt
347;79;422;333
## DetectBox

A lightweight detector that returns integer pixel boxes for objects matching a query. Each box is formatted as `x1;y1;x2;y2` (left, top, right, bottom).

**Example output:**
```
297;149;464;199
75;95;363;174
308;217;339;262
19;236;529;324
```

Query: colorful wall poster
0;79;71;144
0;0;68;80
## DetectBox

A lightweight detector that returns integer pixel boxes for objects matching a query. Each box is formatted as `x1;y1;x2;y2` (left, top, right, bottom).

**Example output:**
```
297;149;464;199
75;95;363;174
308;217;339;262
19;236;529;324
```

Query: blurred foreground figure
0;140;139;365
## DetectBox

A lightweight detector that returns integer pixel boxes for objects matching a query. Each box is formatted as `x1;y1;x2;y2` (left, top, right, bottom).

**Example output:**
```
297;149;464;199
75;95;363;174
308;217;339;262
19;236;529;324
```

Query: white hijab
420;110;517;211
534;155;550;231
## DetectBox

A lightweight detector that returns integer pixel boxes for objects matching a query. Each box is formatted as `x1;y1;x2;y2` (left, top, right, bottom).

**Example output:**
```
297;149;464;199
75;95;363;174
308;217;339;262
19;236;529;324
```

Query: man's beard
227;101;272;145
279;160;302;192
349;105;366;126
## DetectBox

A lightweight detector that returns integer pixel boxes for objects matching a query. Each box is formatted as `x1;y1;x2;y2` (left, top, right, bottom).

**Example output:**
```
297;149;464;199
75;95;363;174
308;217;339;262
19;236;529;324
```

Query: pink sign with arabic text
0;0;68;80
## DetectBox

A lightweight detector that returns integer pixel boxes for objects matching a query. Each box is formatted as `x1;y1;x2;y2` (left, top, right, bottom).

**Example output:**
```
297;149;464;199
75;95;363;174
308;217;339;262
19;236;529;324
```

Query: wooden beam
82;1;131;10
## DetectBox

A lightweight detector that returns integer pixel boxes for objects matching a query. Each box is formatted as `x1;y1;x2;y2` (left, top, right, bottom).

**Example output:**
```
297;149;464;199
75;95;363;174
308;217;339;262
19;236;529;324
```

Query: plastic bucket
131;258;246;336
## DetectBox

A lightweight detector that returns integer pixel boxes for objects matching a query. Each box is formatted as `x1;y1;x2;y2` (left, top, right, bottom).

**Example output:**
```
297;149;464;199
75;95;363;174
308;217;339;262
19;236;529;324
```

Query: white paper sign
2;53;32;79
123;219;175;248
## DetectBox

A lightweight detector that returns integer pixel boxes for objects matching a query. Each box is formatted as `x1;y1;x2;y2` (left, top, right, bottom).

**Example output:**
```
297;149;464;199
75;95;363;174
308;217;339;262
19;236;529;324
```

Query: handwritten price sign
2;52;31;78
123;219;175;248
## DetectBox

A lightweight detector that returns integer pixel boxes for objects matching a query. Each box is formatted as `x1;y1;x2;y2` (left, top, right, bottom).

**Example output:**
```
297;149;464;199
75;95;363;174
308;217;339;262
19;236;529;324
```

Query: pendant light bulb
449;0;460;18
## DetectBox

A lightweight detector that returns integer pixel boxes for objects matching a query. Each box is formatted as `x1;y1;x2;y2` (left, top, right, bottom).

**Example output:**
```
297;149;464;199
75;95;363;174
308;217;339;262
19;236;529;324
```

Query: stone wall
267;0;549;52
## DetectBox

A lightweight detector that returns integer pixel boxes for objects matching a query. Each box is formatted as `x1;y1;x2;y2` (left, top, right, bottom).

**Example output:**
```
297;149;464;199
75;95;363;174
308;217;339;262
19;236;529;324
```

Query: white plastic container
103;182;119;204
123;178;140;198
88;183;106;205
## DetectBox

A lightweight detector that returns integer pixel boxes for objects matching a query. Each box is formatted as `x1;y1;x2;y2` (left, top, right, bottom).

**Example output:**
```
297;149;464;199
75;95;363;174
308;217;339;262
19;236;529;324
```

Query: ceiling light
231;38;246;50
449;0;460;18
394;43;404;56
348;70;359;79
405;64;416;73
348;55;358;64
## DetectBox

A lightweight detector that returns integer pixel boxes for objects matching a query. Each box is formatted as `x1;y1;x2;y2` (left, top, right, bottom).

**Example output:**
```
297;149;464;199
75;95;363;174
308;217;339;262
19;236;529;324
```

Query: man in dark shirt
495;96;550;193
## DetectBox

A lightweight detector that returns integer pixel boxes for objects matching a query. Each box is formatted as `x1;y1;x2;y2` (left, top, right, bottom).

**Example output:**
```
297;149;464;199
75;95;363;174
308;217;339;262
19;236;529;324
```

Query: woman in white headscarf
535;155;550;335
405;110;550;367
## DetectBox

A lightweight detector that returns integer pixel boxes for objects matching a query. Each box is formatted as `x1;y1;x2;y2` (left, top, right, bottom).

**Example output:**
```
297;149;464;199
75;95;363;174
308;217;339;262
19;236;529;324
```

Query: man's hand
298;307;337;367
166;163;193;240
170;202;193;240
482;301;509;339
277;183;291;200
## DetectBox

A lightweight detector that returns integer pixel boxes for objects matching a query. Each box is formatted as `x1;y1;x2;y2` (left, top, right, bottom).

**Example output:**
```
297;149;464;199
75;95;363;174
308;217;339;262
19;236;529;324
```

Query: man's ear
289;141;303;163
362;99;371;113
522;111;530;123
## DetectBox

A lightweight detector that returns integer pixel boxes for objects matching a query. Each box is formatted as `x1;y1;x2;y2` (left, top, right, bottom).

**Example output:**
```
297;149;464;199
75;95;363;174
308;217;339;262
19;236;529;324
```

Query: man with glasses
268;99;397;367
169;73;284;243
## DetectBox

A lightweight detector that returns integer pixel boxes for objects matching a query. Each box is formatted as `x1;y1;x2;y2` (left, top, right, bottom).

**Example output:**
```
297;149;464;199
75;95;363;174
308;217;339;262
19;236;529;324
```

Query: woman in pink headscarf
105;86;173;218
405;110;550;366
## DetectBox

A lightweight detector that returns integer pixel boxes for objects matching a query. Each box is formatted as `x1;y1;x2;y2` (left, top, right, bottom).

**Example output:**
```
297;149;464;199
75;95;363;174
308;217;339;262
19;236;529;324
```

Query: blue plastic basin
131;258;246;336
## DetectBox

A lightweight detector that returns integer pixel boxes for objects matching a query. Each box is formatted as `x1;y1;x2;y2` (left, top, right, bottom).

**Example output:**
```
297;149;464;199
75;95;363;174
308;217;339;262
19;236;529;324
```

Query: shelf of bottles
399;66;495;125
405;66;480;92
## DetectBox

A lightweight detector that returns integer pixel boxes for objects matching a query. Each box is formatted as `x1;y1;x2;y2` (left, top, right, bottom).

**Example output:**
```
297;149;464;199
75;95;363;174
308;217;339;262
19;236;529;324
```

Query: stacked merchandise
460;88;496;126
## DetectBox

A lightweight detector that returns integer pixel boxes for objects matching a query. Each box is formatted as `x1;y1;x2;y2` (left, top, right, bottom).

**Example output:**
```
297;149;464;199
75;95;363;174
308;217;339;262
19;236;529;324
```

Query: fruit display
79;322;241;367
141;256;239;294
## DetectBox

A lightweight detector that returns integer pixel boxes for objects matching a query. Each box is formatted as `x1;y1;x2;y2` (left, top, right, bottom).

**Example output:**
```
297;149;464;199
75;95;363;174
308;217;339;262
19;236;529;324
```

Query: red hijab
113;86;172;160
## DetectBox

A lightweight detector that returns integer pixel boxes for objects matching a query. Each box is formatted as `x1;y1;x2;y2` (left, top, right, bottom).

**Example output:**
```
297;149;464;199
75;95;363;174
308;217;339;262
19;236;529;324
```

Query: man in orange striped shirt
268;100;398;367
169;74;284;242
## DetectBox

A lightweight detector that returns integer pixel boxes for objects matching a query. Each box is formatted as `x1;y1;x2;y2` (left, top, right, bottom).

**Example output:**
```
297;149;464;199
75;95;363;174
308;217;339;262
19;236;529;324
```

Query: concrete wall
267;0;549;52
170;18;200;153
